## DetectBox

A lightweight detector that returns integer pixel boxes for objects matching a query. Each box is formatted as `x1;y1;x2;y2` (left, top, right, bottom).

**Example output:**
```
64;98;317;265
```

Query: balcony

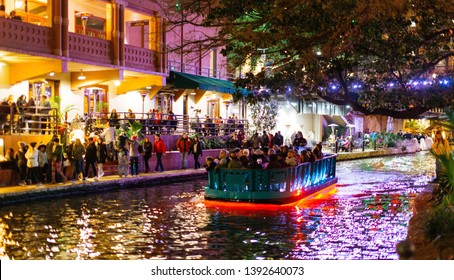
68;32;112;65
0;17;53;55
0;18;162;74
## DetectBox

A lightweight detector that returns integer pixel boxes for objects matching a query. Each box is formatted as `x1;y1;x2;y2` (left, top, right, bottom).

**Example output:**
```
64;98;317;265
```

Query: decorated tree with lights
159;0;454;119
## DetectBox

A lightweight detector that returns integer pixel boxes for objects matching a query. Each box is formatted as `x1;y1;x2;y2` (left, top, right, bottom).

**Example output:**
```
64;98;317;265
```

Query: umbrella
346;124;355;136
328;123;338;133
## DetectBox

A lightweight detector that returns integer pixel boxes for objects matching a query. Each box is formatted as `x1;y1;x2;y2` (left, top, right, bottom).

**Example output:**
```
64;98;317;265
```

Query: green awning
169;71;247;95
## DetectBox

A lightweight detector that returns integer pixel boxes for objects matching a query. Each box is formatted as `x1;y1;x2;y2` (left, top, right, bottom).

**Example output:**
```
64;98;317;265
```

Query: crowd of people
203;129;323;172
204;142;325;172
3;132;168;186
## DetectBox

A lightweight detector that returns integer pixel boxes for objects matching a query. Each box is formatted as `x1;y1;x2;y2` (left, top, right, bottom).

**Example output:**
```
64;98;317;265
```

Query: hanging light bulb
16;1;24;9
78;69;86;80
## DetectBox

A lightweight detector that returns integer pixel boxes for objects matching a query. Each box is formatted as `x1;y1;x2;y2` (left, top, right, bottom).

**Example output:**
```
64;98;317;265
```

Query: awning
169;71;247;95
322;115;347;127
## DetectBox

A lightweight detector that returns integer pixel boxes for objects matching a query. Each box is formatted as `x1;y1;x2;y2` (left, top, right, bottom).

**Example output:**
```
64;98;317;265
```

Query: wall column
107;3;120;66
119;4;125;66
52;0;62;56
62;0;68;57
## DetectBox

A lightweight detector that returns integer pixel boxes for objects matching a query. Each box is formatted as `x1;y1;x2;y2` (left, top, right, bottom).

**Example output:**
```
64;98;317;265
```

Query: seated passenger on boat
239;149;251;168
248;154;263;169
266;154;282;169
313;142;324;159
214;149;229;171
204;156;217;171
227;149;242;169
285;150;299;167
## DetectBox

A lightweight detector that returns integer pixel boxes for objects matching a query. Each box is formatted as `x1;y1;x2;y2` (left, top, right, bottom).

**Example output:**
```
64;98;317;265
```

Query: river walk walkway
0;148;424;206
0;169;207;206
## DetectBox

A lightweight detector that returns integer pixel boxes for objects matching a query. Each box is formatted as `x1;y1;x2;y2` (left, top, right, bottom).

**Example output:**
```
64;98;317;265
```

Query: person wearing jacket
72;138;85;182
142;136;153;173
84;137;98;181
153;134;166;172
51;137;67;184
25;142;40;186
176;132;192;169
189;135;203;169
128;135;141;176
16;141;28;186
96;137;108;177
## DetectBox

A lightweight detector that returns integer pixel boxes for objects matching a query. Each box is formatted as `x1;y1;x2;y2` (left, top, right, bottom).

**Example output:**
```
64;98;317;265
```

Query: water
0;152;435;260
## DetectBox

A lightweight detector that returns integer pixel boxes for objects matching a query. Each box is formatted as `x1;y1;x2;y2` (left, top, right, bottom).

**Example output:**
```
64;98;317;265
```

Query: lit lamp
75;12;93;35
78;69;86;80
328;123;338;134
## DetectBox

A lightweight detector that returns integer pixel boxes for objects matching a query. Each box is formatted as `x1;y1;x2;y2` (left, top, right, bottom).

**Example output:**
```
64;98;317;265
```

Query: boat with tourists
204;154;338;204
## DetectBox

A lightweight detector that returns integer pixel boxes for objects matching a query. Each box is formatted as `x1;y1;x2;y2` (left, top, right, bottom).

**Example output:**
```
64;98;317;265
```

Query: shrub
427;199;454;240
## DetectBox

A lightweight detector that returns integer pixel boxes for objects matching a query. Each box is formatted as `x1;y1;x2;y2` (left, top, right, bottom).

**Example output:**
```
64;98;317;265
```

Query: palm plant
431;111;454;196
427;110;454;240
430;150;454;204
117;121;143;139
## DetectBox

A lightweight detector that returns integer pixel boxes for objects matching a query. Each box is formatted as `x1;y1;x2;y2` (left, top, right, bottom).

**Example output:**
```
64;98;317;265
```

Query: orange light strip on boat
203;185;338;212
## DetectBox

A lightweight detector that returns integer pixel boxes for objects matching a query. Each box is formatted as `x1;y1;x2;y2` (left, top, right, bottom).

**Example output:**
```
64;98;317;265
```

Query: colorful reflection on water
0;152;435;260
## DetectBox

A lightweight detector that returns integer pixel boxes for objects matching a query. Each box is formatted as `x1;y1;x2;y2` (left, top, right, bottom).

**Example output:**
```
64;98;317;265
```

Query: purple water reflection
0;152;434;260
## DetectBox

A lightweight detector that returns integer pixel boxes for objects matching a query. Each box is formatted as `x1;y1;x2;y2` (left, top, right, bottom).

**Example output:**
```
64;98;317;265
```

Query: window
15;0;49;26
75;12;106;39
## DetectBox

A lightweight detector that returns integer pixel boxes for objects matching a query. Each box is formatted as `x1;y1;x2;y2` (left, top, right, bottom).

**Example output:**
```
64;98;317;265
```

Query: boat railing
207;154;337;193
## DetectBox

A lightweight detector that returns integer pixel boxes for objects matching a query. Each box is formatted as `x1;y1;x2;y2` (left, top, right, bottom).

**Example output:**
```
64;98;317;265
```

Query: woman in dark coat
189;136;203;169
85;137;98;180
96;137;108;177
142;137;153;173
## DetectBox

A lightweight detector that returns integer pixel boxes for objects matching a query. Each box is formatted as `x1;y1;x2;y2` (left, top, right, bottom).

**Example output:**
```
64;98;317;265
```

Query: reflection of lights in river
0;152;437;259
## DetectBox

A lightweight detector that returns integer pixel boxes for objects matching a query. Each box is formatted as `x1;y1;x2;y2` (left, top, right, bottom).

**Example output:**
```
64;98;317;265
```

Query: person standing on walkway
96;137;107;177
153;134;166;172
51;137;67;184
72;138;85;182
37;143;48;185
142;136;153;173
25;142;40;186
16;141;28;186
100;123;116;161
128;135;141;177
176;132;192;169
84;137;98;181
116;131;129;178
189;135;203;169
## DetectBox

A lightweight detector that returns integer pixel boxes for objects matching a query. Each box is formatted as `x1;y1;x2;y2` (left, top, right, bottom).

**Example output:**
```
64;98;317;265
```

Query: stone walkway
0;169;207;206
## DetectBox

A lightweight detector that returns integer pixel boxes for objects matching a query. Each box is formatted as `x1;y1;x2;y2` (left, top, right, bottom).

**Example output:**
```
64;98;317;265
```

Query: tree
248;94;278;133
160;0;454;119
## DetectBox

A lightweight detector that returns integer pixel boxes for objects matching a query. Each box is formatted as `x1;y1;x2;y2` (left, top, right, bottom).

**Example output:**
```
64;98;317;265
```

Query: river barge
204;154;338;204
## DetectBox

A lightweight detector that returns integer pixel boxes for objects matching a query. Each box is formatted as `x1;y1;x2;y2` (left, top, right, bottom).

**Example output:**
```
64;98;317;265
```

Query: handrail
207;154;337;193
80;111;249;136
0;105;58;135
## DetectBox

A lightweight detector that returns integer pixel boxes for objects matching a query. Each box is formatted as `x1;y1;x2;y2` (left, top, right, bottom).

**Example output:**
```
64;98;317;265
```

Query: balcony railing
68;32;113;65
168;60;241;81
80;111;249;137
0;105;58;135
124;45;157;72
0;17;52;55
